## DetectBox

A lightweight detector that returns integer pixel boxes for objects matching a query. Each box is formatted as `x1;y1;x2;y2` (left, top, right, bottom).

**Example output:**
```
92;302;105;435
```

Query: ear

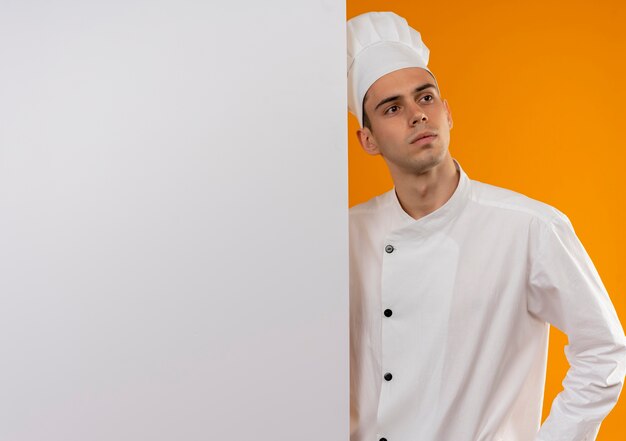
443;99;453;130
356;127;381;156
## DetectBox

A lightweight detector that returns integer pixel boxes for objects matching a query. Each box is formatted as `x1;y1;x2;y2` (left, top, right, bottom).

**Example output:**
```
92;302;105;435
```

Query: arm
527;211;626;441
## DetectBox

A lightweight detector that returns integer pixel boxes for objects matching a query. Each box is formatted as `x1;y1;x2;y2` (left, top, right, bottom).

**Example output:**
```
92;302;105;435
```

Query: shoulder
468;178;570;227
349;188;395;222
348;189;397;245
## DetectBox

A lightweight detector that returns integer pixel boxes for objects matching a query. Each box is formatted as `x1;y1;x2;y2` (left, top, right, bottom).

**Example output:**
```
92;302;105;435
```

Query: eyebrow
373;83;438;112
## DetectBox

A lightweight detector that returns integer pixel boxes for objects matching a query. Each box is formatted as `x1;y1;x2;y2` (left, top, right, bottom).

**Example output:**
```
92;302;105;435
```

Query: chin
408;149;448;174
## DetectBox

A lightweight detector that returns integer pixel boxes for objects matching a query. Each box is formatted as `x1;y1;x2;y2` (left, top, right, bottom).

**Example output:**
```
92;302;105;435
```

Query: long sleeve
527;210;626;441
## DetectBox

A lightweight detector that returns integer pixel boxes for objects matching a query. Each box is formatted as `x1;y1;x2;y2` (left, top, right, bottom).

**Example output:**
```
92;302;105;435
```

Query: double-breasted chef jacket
349;159;626;441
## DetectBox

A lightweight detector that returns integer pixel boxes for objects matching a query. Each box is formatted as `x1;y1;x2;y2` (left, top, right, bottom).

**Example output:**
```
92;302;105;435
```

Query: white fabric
347;11;433;127
349;159;626;441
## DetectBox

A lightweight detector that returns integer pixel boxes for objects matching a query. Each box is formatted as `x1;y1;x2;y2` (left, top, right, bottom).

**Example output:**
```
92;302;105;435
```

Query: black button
380;438;388;441
385;244;394;253
384;309;393;317
384;372;392;381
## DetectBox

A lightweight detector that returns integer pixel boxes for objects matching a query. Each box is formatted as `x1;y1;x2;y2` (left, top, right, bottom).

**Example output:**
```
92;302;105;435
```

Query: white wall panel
0;1;347;439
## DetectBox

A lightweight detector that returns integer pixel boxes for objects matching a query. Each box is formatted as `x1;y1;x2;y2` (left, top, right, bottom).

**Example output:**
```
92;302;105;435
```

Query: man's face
357;67;453;176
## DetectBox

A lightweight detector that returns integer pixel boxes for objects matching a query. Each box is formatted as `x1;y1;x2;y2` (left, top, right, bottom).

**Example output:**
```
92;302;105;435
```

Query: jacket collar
387;158;471;237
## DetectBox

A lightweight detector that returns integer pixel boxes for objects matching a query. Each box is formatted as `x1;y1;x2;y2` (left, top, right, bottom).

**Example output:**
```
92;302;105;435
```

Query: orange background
347;0;626;437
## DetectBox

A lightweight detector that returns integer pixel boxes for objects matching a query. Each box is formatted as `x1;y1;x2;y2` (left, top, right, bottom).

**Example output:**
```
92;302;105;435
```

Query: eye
421;94;434;102
384;105;400;115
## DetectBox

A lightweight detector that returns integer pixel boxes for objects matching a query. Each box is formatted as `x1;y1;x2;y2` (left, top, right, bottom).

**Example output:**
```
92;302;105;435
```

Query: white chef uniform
349;159;626;441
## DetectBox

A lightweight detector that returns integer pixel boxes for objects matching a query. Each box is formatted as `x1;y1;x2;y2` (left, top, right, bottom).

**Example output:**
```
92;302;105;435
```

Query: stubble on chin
406;148;447;176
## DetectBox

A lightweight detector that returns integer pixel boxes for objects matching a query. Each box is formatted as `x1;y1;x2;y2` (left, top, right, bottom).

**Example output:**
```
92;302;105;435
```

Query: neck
392;155;460;221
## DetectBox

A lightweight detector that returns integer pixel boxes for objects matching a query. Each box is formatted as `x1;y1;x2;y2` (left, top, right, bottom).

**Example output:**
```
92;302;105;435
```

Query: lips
409;131;437;144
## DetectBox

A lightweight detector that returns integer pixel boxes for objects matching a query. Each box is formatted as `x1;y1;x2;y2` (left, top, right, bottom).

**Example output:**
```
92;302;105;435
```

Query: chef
347;11;626;441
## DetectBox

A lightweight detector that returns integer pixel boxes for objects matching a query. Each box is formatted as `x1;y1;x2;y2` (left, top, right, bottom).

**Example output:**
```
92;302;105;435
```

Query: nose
409;102;427;125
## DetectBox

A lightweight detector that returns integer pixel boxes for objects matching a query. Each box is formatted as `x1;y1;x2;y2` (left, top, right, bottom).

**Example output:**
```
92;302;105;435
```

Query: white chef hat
347;11;437;127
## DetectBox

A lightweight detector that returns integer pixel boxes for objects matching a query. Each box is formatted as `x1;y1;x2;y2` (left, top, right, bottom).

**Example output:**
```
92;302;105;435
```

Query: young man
347;11;626;441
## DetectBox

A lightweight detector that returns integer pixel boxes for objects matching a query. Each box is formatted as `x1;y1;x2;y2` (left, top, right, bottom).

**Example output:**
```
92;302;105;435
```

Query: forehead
365;67;435;108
